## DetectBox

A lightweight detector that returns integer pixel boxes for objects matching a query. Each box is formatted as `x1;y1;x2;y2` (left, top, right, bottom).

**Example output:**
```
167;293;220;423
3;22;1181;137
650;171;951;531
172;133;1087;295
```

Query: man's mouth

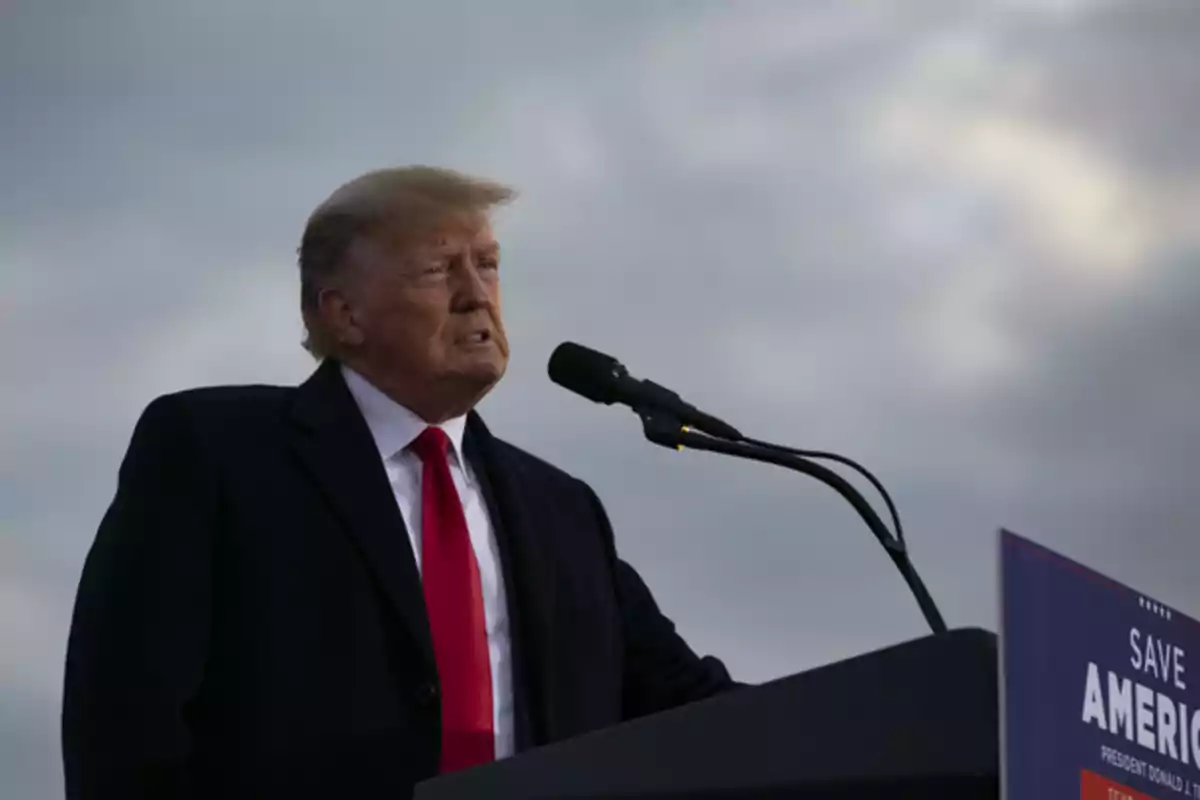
465;331;492;344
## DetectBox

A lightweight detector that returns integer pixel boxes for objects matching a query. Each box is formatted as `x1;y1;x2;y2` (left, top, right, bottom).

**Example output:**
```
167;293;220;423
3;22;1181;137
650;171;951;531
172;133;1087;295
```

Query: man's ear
317;286;365;348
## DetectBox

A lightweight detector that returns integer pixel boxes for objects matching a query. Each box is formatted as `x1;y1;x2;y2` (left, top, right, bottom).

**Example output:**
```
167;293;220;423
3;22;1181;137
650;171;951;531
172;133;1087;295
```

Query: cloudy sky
4;0;1200;796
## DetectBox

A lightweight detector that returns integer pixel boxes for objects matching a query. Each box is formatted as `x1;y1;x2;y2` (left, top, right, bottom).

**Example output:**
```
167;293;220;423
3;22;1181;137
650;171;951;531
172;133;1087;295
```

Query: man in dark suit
62;166;738;799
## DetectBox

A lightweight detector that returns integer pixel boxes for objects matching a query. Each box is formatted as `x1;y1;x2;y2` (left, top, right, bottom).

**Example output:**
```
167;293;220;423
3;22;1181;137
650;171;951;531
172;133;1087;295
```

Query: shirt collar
340;364;468;468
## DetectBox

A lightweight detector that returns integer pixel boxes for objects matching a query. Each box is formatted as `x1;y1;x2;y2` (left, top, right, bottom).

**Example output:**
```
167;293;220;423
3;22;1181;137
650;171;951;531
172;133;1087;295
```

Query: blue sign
1001;529;1200;800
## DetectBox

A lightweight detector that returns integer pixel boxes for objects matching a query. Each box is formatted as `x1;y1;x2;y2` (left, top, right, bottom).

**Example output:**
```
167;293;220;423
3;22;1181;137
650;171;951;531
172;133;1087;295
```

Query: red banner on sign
1081;769;1159;800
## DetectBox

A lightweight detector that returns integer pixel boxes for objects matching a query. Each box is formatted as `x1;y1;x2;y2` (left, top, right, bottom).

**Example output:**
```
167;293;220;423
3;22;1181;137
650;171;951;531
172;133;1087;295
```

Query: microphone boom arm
637;408;948;636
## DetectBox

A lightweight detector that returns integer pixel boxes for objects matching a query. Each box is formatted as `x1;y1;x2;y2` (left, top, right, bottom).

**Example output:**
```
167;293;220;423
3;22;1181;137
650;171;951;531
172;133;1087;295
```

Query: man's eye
479;260;499;271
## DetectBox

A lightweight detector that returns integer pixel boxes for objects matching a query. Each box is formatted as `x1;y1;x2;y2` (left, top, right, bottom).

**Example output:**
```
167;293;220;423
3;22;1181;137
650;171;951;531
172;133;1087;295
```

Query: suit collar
339;364;469;471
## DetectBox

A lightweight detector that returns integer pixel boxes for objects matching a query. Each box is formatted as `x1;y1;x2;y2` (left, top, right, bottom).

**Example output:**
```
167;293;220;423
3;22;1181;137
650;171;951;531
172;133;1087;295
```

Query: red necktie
410;427;495;773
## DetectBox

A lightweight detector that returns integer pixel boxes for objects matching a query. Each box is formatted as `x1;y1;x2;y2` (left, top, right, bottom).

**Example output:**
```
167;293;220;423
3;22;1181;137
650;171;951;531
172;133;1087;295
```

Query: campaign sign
1001;529;1200;800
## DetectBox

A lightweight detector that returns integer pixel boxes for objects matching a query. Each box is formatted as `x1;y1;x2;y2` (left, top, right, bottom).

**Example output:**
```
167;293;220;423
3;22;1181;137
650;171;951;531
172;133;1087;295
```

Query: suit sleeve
579;482;744;720
62;394;214;800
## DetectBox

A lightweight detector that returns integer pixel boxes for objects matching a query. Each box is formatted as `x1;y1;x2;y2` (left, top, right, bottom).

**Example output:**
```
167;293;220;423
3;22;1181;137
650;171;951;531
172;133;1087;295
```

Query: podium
414;627;999;799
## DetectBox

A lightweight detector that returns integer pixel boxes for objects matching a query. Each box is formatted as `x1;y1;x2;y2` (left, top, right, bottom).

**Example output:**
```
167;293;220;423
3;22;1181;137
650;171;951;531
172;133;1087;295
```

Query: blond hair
297;166;516;359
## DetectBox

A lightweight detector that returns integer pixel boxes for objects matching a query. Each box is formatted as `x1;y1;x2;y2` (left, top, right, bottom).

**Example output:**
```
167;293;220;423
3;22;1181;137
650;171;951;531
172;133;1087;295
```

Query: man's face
334;212;509;419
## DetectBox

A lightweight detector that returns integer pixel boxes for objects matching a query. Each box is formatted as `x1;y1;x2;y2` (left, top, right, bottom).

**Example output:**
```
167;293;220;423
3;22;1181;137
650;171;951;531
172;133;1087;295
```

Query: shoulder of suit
139;382;295;433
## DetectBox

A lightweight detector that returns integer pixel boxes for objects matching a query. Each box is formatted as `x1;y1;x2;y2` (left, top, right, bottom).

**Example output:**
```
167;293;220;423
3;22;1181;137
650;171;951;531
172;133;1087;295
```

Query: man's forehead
378;213;497;253
432;222;497;250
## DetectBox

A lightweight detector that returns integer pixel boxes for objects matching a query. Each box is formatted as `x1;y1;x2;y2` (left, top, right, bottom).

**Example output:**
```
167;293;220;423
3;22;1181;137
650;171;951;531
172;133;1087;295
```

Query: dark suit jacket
62;358;737;799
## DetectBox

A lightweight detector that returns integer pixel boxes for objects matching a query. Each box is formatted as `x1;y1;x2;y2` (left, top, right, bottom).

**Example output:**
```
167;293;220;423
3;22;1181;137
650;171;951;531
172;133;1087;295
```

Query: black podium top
415;627;999;799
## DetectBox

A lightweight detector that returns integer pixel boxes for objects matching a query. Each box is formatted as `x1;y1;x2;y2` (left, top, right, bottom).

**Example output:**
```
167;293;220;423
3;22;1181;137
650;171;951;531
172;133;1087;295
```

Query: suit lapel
287;362;562;741
465;413;560;749
288;359;435;670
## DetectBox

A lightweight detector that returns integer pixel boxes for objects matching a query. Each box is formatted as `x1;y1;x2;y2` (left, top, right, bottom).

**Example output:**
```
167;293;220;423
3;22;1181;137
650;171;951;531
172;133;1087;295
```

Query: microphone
546;340;949;636
547;342;743;441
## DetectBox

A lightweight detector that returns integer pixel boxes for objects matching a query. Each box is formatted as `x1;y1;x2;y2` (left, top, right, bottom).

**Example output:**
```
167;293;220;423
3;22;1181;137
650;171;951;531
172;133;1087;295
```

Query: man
62;166;738;799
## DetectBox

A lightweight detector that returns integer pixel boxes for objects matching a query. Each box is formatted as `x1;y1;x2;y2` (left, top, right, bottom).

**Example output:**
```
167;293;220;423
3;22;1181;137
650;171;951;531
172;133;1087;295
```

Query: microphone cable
738;437;905;546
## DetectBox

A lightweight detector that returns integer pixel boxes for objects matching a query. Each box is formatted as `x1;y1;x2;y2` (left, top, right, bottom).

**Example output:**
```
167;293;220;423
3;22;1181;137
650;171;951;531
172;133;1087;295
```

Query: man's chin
450;358;507;396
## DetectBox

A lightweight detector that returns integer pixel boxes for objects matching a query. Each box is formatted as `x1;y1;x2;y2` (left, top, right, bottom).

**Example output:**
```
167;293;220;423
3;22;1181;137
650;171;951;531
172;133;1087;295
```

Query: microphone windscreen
547;342;621;404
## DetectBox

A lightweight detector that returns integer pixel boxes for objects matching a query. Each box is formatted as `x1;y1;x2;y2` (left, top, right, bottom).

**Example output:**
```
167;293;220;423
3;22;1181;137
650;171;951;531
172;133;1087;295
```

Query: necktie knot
410;426;451;465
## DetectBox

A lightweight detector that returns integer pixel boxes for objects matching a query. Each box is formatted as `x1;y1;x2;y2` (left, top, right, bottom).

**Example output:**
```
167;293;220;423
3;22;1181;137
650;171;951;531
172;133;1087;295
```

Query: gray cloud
4;0;1200;796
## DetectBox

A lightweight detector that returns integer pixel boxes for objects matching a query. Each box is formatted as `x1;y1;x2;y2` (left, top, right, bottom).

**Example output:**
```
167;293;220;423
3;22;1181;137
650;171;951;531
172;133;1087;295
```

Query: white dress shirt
341;366;514;759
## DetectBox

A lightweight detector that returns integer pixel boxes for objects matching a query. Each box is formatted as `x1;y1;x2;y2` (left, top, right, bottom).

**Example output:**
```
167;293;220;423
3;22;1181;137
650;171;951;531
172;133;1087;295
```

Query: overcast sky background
4;0;1200;796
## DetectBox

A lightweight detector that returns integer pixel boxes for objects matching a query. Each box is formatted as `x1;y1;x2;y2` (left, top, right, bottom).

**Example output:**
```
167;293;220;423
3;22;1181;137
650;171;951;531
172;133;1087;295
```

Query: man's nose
453;260;493;308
